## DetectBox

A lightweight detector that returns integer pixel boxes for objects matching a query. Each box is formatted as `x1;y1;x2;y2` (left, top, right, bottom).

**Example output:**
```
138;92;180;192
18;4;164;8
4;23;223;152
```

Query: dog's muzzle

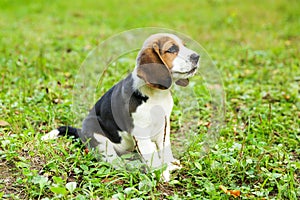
190;53;200;66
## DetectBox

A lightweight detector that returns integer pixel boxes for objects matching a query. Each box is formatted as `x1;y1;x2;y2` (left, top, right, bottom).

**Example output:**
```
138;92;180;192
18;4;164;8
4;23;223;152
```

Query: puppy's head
136;33;200;90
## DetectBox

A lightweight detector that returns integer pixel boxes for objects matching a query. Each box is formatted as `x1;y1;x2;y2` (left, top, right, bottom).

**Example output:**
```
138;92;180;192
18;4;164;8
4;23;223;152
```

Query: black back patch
92;74;148;143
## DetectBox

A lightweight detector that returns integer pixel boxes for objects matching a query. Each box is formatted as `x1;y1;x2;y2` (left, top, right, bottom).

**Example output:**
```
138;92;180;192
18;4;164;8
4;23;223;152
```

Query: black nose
190;53;200;65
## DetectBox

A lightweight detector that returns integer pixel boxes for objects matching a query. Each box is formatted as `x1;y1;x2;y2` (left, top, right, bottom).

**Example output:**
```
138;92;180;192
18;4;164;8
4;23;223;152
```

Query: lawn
0;0;299;199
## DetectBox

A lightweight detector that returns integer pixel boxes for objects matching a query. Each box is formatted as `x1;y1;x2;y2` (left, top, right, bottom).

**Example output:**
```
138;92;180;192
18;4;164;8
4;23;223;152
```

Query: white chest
131;91;173;139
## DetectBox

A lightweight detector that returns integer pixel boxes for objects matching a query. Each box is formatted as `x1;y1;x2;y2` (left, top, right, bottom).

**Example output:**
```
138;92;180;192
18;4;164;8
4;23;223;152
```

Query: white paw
168;159;182;171
162;159;182;182
162;169;171;182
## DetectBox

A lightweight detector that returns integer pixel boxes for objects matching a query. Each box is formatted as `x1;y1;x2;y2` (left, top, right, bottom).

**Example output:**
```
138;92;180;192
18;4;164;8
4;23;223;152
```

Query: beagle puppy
42;33;200;181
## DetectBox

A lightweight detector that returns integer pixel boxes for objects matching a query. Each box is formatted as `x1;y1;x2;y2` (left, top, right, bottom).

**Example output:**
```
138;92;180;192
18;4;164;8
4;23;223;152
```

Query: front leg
154;116;182;181
133;136;179;182
133;137;163;169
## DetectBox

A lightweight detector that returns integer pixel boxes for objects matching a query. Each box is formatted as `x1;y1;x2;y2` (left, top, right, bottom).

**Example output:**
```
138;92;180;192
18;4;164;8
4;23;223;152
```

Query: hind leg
92;133;119;163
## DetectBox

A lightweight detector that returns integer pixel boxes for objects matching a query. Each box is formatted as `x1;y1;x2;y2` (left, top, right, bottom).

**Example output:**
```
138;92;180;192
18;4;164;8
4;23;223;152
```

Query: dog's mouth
187;67;197;75
173;66;198;75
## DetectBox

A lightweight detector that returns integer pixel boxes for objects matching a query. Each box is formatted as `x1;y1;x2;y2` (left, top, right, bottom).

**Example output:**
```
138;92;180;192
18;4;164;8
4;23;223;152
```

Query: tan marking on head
142;36;179;69
137;35;180;89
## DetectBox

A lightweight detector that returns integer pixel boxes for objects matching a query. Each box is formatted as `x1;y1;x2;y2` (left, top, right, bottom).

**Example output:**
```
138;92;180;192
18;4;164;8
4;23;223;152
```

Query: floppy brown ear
175;79;189;87
137;43;172;89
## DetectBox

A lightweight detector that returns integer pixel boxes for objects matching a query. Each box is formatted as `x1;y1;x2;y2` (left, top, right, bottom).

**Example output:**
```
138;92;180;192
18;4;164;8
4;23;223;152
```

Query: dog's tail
41;126;81;141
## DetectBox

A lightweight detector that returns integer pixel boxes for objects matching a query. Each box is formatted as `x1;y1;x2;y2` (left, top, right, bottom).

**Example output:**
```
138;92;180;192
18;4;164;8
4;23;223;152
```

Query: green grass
0;0;299;199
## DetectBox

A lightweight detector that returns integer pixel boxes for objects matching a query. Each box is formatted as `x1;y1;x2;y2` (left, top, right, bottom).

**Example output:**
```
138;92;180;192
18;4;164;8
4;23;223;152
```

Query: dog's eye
166;45;179;53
